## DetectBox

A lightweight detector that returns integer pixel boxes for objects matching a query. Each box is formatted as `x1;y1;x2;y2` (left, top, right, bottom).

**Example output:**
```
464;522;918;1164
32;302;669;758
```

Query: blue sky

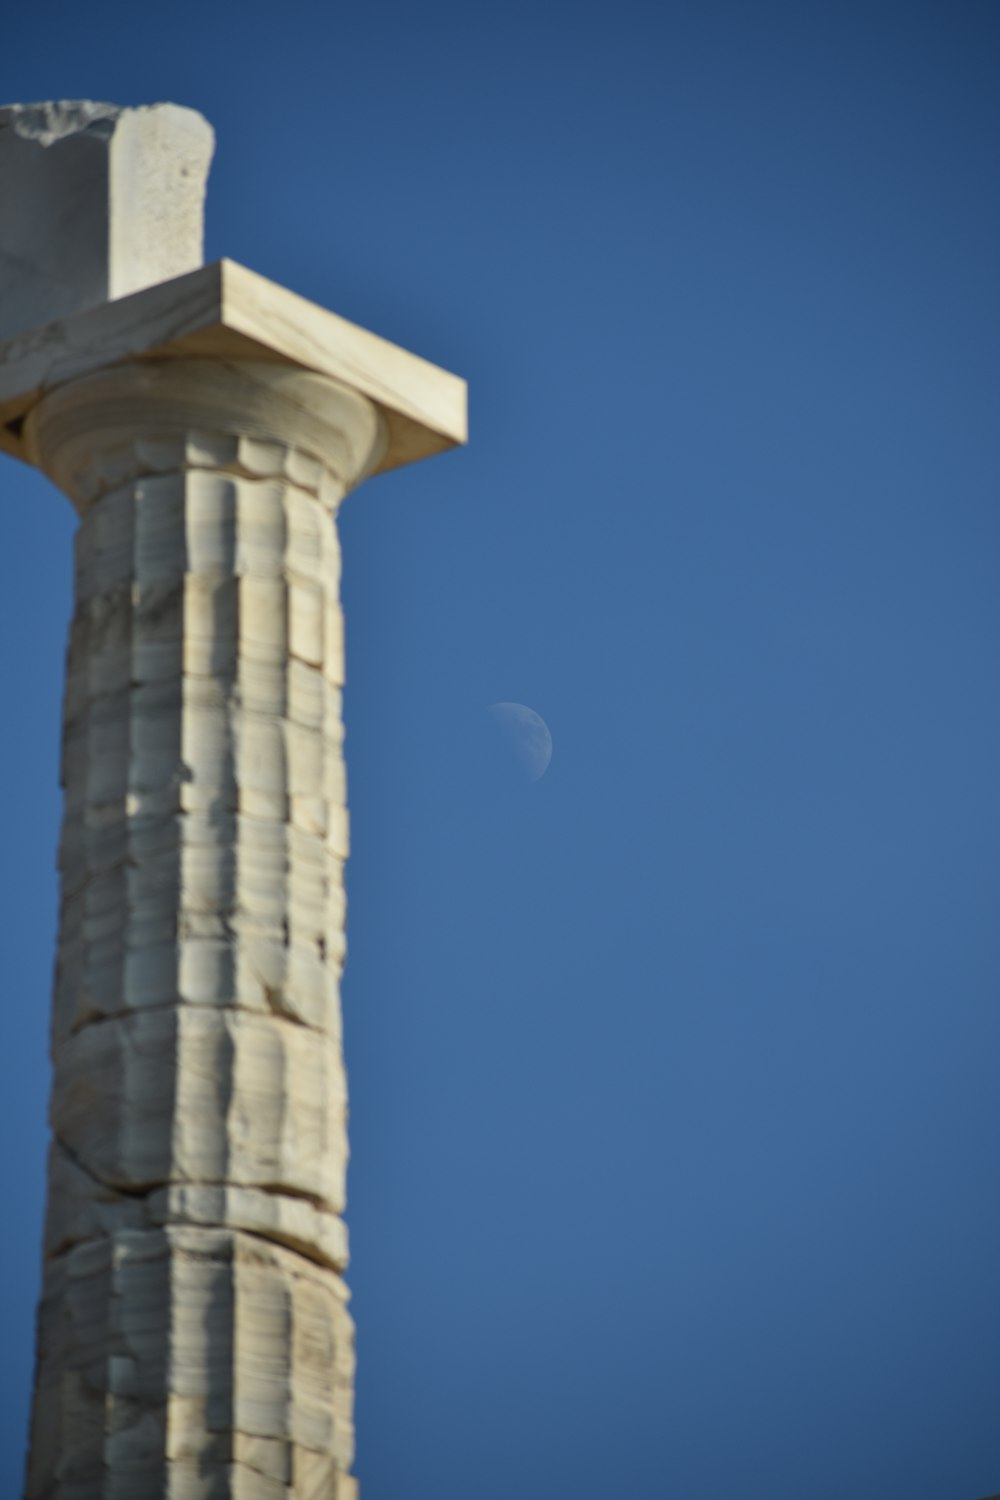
2;3;999;1496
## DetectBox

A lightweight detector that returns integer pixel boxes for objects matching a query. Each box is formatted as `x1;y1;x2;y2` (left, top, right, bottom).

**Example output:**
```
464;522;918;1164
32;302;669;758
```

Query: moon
488;702;553;781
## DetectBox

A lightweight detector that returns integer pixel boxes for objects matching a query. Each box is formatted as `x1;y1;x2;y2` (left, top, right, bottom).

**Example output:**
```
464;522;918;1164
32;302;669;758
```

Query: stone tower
0;101;466;1498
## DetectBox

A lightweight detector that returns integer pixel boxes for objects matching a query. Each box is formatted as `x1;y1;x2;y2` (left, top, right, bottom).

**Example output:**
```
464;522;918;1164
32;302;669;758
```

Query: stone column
1;102;464;1499
24;360;382;1497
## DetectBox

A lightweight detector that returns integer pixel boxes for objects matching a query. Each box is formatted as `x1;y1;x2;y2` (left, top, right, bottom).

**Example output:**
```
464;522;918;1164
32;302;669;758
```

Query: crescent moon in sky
488;702;553;781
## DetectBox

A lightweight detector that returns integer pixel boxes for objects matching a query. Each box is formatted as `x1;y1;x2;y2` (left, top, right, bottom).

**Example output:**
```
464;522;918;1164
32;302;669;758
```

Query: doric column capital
25;359;388;517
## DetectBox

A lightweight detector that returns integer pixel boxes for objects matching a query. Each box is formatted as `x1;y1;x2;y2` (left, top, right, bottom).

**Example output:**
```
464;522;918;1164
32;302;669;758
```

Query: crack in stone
62;991;336;1040
45;1192;349;1277
81;458;330;508
51;1134;338;1215
52;1134;162;1202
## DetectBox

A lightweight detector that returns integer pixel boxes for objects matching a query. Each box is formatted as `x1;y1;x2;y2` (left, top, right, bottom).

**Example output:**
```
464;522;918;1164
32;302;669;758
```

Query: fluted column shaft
24;360;384;1499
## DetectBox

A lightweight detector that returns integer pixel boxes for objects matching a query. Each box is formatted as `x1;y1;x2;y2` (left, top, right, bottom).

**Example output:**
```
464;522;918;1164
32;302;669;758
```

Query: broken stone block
0;100;213;341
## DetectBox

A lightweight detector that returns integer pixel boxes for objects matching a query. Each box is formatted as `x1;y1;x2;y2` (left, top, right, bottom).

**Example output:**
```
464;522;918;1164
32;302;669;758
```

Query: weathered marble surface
0;101;213;343
23;363;382;1499
28;1227;358;1499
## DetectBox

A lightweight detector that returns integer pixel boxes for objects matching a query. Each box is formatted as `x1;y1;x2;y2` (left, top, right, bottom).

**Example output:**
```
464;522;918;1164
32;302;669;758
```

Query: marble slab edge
0;258;467;475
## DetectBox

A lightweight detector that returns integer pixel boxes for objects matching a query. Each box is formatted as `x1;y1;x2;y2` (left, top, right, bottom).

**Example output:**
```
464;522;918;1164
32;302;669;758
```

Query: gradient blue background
2;4;999;1496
